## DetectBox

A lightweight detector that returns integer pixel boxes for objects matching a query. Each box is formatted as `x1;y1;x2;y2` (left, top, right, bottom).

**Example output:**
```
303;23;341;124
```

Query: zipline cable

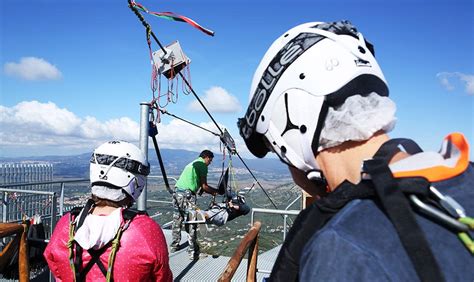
128;0;285;213
159;109;220;137
177;71;224;136
234;152;281;211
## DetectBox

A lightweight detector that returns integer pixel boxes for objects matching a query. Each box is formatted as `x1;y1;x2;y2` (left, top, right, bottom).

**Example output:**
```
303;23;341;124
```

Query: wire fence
0;163;53;222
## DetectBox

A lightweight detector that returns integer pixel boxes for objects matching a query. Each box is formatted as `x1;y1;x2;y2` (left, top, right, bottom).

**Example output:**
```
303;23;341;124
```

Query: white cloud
188;86;242;113
0;100;242;157
0;101;140;154
155;119;222;152
154;119;254;157
437;72;474;95
4;57;62;81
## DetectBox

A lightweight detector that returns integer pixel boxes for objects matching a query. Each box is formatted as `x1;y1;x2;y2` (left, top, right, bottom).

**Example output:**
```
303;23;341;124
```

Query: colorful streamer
131;1;215;36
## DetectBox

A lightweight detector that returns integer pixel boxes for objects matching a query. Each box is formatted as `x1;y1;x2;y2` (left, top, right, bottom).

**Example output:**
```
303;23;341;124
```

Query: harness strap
270;138;451;281
269;180;374;281
364;139;444;282
68;204;143;282
81;247;109;277
68;199;94;282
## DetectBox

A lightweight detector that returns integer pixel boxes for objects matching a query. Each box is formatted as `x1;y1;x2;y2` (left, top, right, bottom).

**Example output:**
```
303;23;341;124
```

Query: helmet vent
281;146;287;153
300;125;307;134
299;73;305;79
358;46;366;54
284;33;289;37
261;115;265;121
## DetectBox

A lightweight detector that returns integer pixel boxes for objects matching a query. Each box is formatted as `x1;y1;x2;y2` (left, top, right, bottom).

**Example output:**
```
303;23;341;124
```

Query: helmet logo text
239;33;324;141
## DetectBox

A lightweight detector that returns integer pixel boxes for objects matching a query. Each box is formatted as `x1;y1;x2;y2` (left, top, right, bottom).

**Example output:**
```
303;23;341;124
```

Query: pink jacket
44;211;172;282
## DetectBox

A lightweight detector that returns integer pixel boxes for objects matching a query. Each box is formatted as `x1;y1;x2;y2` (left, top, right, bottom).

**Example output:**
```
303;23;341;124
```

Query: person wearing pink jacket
44;141;172;281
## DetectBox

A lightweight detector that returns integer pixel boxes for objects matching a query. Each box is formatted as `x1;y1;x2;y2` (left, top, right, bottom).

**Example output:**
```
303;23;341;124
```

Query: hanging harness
66;200;145;282
269;138;474;282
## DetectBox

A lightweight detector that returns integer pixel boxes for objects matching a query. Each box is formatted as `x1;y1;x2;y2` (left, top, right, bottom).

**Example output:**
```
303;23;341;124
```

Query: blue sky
1;0;473;159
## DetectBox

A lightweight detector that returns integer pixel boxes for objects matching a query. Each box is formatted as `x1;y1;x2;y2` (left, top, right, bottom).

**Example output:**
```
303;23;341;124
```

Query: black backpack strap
122;208;146;221
364;139;444;282
269;181;374;281
269;204;334;281
74;199;95;232
70;206;84;218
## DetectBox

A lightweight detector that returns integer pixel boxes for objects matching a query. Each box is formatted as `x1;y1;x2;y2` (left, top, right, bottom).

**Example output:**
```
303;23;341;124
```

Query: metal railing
283;194;301;240
250;206;301;275
147;176;176;224
0;179;89;235
1;163;54;225
250;208;300;236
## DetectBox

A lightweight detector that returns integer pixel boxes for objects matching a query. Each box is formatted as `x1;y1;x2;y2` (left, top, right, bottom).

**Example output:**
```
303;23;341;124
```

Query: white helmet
238;21;388;181
90;141;150;201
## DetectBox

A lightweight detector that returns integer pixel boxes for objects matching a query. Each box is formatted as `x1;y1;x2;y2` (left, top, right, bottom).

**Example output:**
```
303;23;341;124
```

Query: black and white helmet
90;141;150;201
238;20;388;180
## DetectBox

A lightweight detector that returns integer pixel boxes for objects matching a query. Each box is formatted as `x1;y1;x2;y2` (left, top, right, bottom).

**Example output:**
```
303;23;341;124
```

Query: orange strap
393;133;470;182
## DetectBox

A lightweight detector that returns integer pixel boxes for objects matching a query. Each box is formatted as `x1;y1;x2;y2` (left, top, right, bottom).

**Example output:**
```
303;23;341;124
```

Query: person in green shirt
170;150;216;260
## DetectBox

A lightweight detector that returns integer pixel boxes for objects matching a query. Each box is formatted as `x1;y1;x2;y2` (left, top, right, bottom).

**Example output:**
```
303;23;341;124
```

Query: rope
106;223;127;282
67;214;77;282
457;217;474;253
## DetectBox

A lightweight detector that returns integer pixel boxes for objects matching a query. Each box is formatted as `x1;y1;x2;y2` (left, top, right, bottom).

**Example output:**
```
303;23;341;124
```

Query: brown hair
91;194;133;208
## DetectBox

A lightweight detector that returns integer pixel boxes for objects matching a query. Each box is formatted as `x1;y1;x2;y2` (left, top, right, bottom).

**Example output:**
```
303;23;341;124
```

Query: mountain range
0;148;291;180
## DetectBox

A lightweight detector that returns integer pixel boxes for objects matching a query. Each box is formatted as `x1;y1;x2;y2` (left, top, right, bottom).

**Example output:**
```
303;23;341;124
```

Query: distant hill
0;148;291;180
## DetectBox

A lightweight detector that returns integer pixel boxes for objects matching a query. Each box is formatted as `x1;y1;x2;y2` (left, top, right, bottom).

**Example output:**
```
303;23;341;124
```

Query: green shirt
175;157;208;193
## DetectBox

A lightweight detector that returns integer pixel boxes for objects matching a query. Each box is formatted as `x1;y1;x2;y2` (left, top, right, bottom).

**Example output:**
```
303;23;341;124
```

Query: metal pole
60;183;65;216
283;193;301;240
137;102;150;211
2;192;7;223
251;210;254;226
51;193;57;234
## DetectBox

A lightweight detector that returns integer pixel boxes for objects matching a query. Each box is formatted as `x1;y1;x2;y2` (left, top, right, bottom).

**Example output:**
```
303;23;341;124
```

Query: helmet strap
98;154;128;180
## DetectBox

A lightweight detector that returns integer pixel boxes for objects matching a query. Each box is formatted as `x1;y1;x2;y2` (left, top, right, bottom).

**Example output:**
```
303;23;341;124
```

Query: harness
66;199;145;282
269;138;474;282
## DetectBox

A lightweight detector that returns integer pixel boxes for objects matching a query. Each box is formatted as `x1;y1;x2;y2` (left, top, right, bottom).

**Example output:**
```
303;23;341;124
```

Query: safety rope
106;220;131;281
67;214;77;282
457;215;474;253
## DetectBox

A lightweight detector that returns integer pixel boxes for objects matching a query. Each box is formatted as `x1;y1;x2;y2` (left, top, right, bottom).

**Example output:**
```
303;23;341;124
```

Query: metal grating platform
163;229;279;281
